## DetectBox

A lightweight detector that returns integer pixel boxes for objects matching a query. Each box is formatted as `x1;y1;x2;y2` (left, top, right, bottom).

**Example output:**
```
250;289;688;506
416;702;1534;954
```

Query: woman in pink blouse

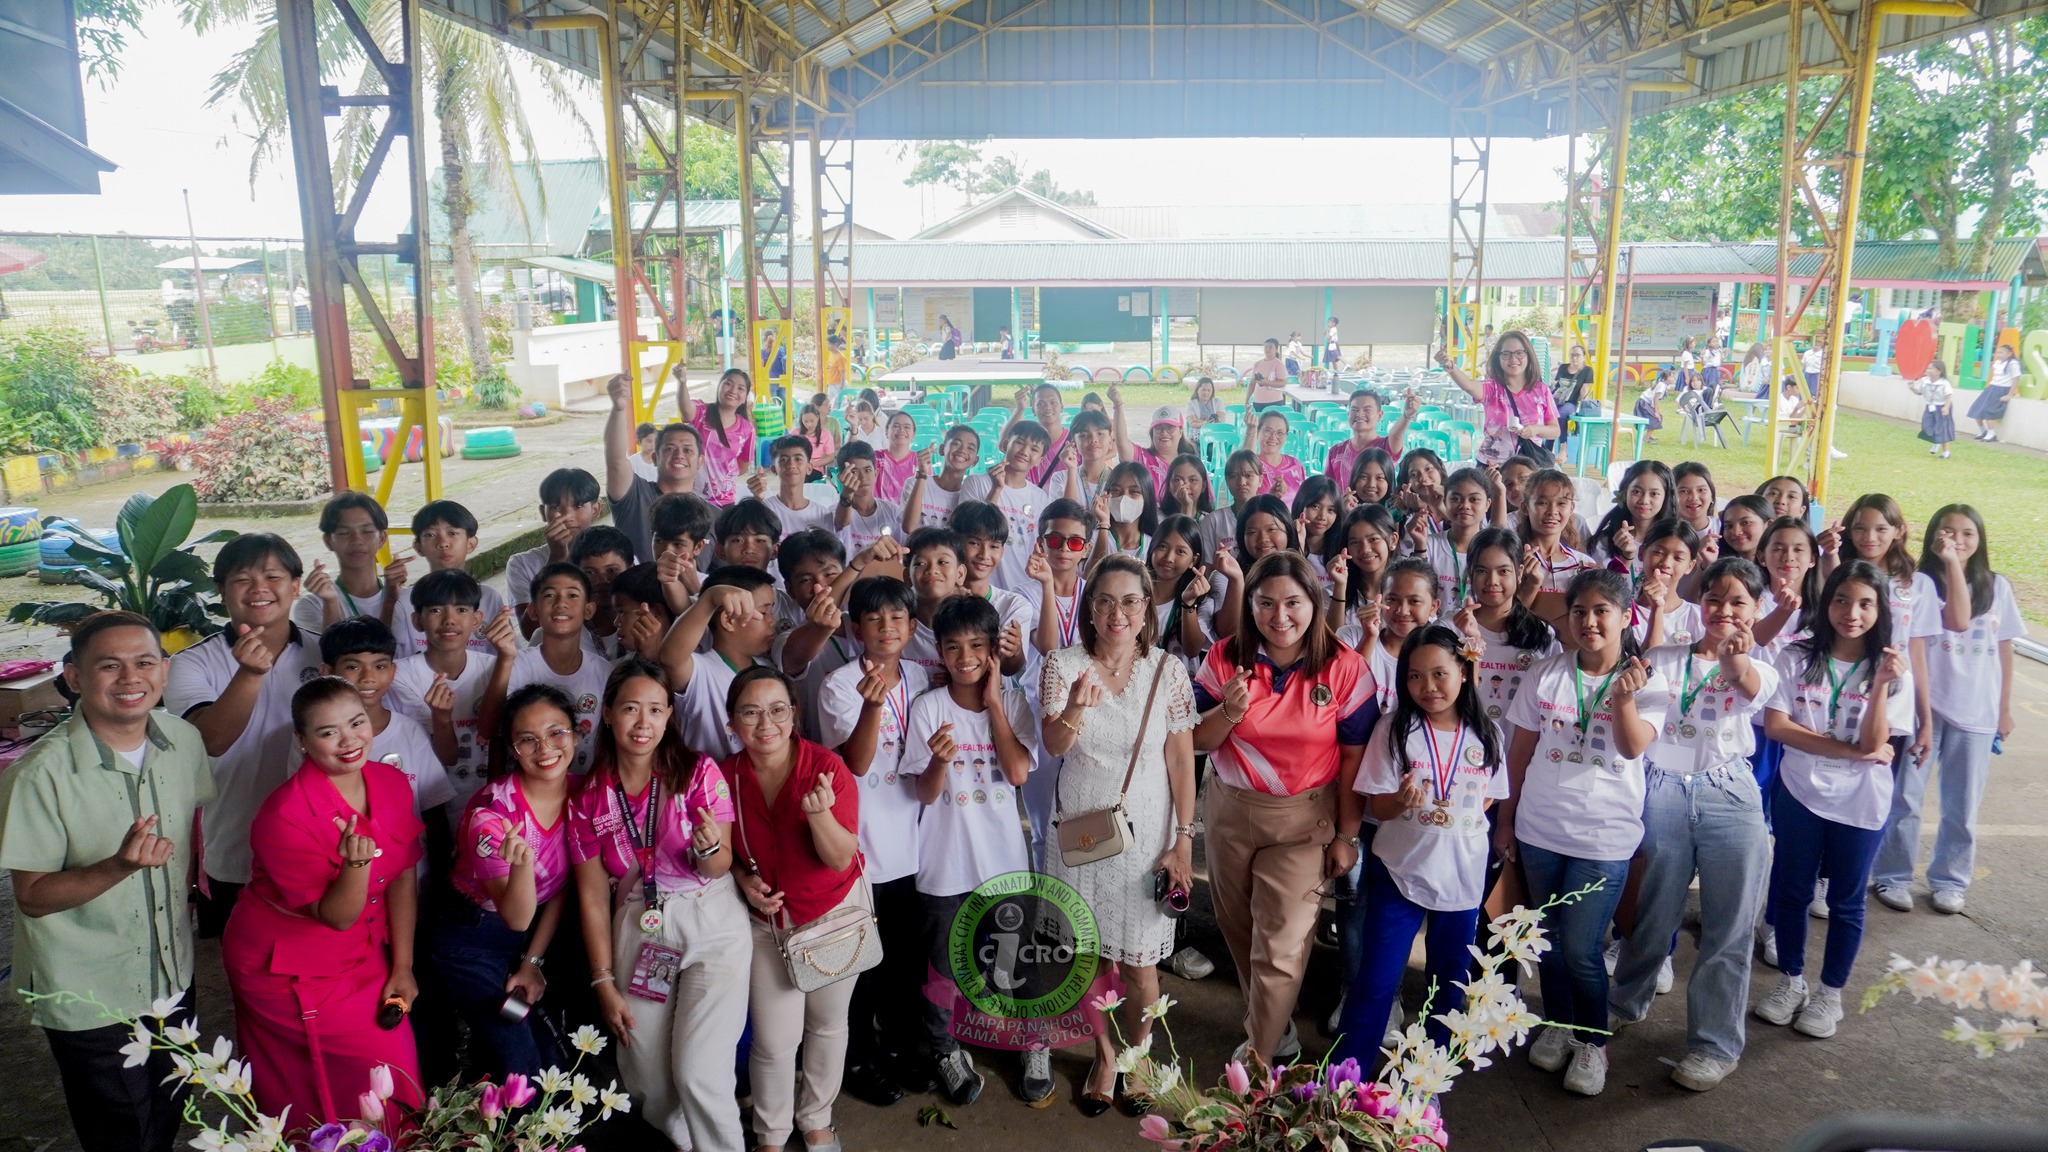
1436;329;1560;461
425;683;576;1079
571;657;749;1152
723;666;862;1152
679;368;758;507
222;677;425;1125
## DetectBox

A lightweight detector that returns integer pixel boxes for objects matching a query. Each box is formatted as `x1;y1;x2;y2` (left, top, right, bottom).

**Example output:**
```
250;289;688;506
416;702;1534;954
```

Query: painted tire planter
1122;366;1153;381
0;506;40;545
0;539;41;578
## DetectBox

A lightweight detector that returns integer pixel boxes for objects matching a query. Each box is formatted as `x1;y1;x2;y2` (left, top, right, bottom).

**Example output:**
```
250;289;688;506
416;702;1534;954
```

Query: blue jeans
1517;842;1630;1046
426;899;548;1079
1331;825;1377;991
1332;856;1479;1068
1872;717;1994;894
1612;769;1768;1062
1767;787;1883;989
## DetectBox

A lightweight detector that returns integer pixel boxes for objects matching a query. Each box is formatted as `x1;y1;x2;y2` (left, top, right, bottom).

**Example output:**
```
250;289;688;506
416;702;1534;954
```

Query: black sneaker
887;1050;939;1095
843;1060;905;1107
936;1050;984;1106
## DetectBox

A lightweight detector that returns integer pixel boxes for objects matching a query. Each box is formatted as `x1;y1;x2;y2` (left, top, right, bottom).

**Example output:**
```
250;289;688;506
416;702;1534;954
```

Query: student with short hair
388;569;519;809
831;441;907;580
571;524;637;656
610;562;677;662
650;490;715;612
0;612;214;1152
772;529;858;743
509;563;612;773
905;425;980;530
167;533;323;932
390;500;508;656
959;421;1055;595
748;435;835;538
508;468;604;638
711;498;783;575
947;501;1040;647
659;566;782;760
608;372;705;563
295;492;406;633
319;618;455;816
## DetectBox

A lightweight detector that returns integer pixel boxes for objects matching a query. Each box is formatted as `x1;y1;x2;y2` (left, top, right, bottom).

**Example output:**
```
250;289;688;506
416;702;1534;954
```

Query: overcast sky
2;6;1578;245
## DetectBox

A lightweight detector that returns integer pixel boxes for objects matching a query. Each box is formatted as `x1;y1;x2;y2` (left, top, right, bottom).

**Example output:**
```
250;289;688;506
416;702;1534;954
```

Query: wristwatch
1337;833;1362;850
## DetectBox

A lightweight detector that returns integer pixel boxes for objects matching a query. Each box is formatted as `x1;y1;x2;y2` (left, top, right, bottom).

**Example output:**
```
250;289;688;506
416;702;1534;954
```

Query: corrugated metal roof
426;159;605;260
593;200;744;233
1073;203;1563;239
522;255;616;286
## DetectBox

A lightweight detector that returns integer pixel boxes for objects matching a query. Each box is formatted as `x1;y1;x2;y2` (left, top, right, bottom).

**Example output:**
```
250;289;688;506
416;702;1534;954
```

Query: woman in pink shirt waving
1436;330;1560;464
427;683;577;1079
679;368;757;507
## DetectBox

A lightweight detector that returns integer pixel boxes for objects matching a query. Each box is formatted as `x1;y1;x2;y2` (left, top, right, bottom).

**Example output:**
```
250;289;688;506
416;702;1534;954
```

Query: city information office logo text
948;871;1099;1023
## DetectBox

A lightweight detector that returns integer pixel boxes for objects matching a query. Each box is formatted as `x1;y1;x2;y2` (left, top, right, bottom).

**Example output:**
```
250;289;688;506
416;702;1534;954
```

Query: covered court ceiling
429;0;2048;136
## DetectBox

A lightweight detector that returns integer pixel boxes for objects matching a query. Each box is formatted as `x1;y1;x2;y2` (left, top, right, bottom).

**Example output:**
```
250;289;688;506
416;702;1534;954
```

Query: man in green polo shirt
0;610;215;1152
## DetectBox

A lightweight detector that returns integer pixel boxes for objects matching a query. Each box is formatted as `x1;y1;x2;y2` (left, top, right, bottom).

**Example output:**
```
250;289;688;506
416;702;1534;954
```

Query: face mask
1110;495;1144;525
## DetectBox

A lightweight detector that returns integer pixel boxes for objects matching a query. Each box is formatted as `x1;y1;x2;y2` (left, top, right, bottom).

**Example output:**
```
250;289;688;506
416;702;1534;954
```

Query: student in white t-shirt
770;529;858;746
1496;569;1669;1097
387;569;518;811
659;566;780;760
957;421;1054;596
830;441;907;582
293;491;405;635
903;425;981;531
318;618;457;822
507;468;603;641
1632;519;1704;649
947;501;1040;672
1517;469;1599;631
819;576;930;1084
1757;561;1905;1043
901;527;1025;680
1610;556;1778;1093
165;533;324;933
747;435;836;539
1453;529;1561;749
507;564;613;774
1872;505;2024;915
389;500;508;657
1332;624;1506;1070
900;595;1036;1107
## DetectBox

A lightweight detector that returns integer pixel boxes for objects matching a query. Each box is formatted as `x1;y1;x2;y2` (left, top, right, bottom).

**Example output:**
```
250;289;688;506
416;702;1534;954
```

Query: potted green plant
8;482;238;653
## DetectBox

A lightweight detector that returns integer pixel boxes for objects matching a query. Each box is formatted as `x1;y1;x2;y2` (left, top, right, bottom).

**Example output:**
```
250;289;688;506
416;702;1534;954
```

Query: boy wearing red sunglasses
1027;498;1094;656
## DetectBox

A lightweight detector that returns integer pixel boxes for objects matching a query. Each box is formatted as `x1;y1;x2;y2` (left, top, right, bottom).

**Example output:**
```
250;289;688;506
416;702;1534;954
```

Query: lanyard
616;778;661;915
1421;722;1465;805
1676;653;1714;719
1572;662;1621;746
881;673;910;746
1054;585;1082;646
717;651;756;676
339;578;382;619
1823;658;1863;735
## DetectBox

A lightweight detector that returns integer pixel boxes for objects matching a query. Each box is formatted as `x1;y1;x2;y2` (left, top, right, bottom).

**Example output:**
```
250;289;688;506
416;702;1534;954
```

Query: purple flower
358;1134;392;1152
1292;1080;1317;1102
1325;1058;1363;1092
308;1123;348;1152
502;1072;536;1109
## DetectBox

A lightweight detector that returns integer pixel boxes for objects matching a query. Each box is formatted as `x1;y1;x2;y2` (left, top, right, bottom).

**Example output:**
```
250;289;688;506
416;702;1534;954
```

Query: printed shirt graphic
1767;650;1893;830
1471;624;1560;746
1643;645;1777;777
900;686;1034;897
567;759;733;890
389;651;498;807
1503;651;1670;862
452;774;571;912
959;474;1051;596
819;659;931;884
690;408;755;507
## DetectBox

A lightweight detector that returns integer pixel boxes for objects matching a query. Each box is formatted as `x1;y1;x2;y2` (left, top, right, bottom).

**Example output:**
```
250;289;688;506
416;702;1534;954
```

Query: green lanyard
1572;661;1621;746
1677;653;1713;719
340;578;383;618
1823;658;1863;735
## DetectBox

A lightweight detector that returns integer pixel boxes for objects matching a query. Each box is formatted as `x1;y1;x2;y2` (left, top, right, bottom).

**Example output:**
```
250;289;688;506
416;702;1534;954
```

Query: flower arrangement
1113;887;1593;1151
1862;952;2048;1056
25;990;629;1152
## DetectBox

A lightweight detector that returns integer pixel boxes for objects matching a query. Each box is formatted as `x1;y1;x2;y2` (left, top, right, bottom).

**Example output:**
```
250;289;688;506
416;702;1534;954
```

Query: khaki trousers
1204;779;1335;1060
746;887;861;1146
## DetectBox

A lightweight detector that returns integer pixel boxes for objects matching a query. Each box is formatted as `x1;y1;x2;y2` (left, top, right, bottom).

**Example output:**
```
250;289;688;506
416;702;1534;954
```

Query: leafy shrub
472;366;519;409
191;399;331;503
90;369;183;445
168;370;222;428
224;358;320;412
0;325;104;451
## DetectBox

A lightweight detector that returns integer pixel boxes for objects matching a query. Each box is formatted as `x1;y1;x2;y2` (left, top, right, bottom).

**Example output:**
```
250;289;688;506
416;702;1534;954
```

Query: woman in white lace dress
1040;554;1197;1117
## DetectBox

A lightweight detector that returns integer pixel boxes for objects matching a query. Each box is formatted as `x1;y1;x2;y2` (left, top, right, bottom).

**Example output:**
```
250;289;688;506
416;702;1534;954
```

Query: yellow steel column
735;80;761;404
1590;89;1630;408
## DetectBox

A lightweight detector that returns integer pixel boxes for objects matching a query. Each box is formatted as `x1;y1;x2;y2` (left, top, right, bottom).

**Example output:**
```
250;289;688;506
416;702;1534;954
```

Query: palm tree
184;0;591;379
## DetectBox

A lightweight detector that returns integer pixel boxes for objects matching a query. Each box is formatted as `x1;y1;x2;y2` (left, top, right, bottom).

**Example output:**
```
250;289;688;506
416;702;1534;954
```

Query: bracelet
345;858;372;869
1220;707;1246;725
1175;823;1196;839
520;954;546;969
591;974;616;988
1056;712;1085;734
692;841;723;859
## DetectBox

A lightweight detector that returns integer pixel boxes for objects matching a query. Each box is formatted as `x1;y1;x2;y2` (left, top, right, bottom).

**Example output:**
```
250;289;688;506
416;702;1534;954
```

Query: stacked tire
460;427;521;460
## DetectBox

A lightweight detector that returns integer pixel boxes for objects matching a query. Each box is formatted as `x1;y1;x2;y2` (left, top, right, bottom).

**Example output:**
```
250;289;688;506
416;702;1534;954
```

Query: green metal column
720;273;734;372
867;287;877;367
1729;286;1742;352
1158;287;1169;369
1757;284;1771;343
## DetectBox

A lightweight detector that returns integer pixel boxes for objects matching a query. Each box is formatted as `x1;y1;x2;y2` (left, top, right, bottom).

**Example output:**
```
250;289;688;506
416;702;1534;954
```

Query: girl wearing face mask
1094;461;1160;561
1290;476;1341;580
1405;467;1495;616
1240;410;1306;506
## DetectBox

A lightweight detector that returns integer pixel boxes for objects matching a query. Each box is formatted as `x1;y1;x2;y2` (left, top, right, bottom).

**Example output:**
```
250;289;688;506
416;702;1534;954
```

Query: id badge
627;940;684;1004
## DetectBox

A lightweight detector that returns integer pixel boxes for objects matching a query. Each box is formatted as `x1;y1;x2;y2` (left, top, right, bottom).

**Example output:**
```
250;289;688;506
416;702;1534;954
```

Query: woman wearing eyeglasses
570;657;748;1152
1435;328;1561;463
426;683;579;1080
722;665;863;1152
1192;551;1377;1067
1040;555;1198;1115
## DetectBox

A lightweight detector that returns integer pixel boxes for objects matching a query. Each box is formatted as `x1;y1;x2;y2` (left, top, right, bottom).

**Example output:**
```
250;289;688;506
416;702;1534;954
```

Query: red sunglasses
1040;531;1089;553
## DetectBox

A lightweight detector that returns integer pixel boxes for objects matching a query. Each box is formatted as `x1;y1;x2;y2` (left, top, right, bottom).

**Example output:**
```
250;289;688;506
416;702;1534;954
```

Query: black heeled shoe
1078;1058;1113;1117
1115;1073;1152;1117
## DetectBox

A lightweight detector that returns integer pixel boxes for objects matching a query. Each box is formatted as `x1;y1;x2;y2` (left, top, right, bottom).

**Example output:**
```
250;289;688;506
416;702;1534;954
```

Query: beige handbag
1055;657;1167;868
734;769;883;993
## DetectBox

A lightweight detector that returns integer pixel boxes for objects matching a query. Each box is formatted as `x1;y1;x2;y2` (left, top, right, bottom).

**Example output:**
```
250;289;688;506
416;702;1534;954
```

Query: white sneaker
1831;448;1848;460
1383;1000;1403;1047
1793;984;1843;1038
1671;1051;1738;1092
1754;975;1809;1026
1528;1025;1572;1072
1166;947;1215;980
1229;1019;1302;1067
1873;884;1913;912
1561;1040;1608;1096
1931;889;1966;915
1808;878;1830;919
1656;955;1675;994
1603;939;1620;976
1757;923;1779;969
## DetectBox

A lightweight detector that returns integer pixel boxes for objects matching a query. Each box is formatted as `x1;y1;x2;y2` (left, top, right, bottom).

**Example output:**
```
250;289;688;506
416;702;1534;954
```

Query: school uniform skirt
1918;405;1955;444
1966;383;2012;421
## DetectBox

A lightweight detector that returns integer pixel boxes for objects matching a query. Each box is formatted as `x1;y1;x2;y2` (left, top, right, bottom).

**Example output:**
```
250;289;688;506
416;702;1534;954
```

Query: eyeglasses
1041;532;1089;553
732;702;795;727
512;728;576;756
1499;348;1530;360
1090;594;1149;619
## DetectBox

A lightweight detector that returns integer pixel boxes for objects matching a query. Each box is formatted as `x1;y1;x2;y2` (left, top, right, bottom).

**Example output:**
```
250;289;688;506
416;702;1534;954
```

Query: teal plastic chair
1442;419;1478;459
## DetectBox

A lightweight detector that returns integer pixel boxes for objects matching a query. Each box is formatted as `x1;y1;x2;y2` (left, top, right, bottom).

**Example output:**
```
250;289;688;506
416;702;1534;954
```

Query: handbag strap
730;755;866;937
1115;657;1169;806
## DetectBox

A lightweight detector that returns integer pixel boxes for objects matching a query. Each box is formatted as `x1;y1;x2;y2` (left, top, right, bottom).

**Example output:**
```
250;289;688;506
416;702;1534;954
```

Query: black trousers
846;875;933;1064
44;987;194;1152
195;876;242;939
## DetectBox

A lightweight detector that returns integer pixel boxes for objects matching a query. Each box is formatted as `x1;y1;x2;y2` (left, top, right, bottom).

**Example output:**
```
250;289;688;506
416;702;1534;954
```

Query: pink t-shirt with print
1260;454;1306;507
567;758;734;890
1132;446;1172;498
452;775;571;912
875;448;920;502
690;408;756;507
1480;378;1558;438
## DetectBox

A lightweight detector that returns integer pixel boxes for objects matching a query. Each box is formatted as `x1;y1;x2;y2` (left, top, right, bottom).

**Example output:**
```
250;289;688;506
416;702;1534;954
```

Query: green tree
901;140;1096;206
183;0;589;379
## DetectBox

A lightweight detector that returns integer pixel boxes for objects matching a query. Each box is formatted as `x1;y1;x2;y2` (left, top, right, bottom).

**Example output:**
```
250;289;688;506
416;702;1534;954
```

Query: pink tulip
1139;1114;1175;1143
501;1072;536;1109
358;1091;385;1124
1225;1060;1250;1095
478;1085;502;1121
368;1064;395;1101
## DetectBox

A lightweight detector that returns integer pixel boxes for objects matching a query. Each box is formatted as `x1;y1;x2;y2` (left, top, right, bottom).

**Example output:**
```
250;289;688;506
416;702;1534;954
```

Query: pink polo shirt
1193;644;1377;795
690;408;756;507
568;759;734;891
451;774;571;912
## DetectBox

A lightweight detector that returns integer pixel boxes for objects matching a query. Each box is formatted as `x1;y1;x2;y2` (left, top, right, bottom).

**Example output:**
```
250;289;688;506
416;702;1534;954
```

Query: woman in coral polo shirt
1192;551;1377;1066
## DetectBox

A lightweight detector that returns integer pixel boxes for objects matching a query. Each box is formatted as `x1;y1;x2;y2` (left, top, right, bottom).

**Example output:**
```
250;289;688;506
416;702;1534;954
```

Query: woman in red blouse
222;677;425;1125
723;666;862;1152
1191;552;1377;1066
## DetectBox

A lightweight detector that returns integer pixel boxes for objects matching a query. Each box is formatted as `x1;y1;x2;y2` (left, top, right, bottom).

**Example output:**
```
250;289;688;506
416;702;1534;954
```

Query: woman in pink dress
222;677;425;1125
1436;330;1560;463
679;368;757;506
